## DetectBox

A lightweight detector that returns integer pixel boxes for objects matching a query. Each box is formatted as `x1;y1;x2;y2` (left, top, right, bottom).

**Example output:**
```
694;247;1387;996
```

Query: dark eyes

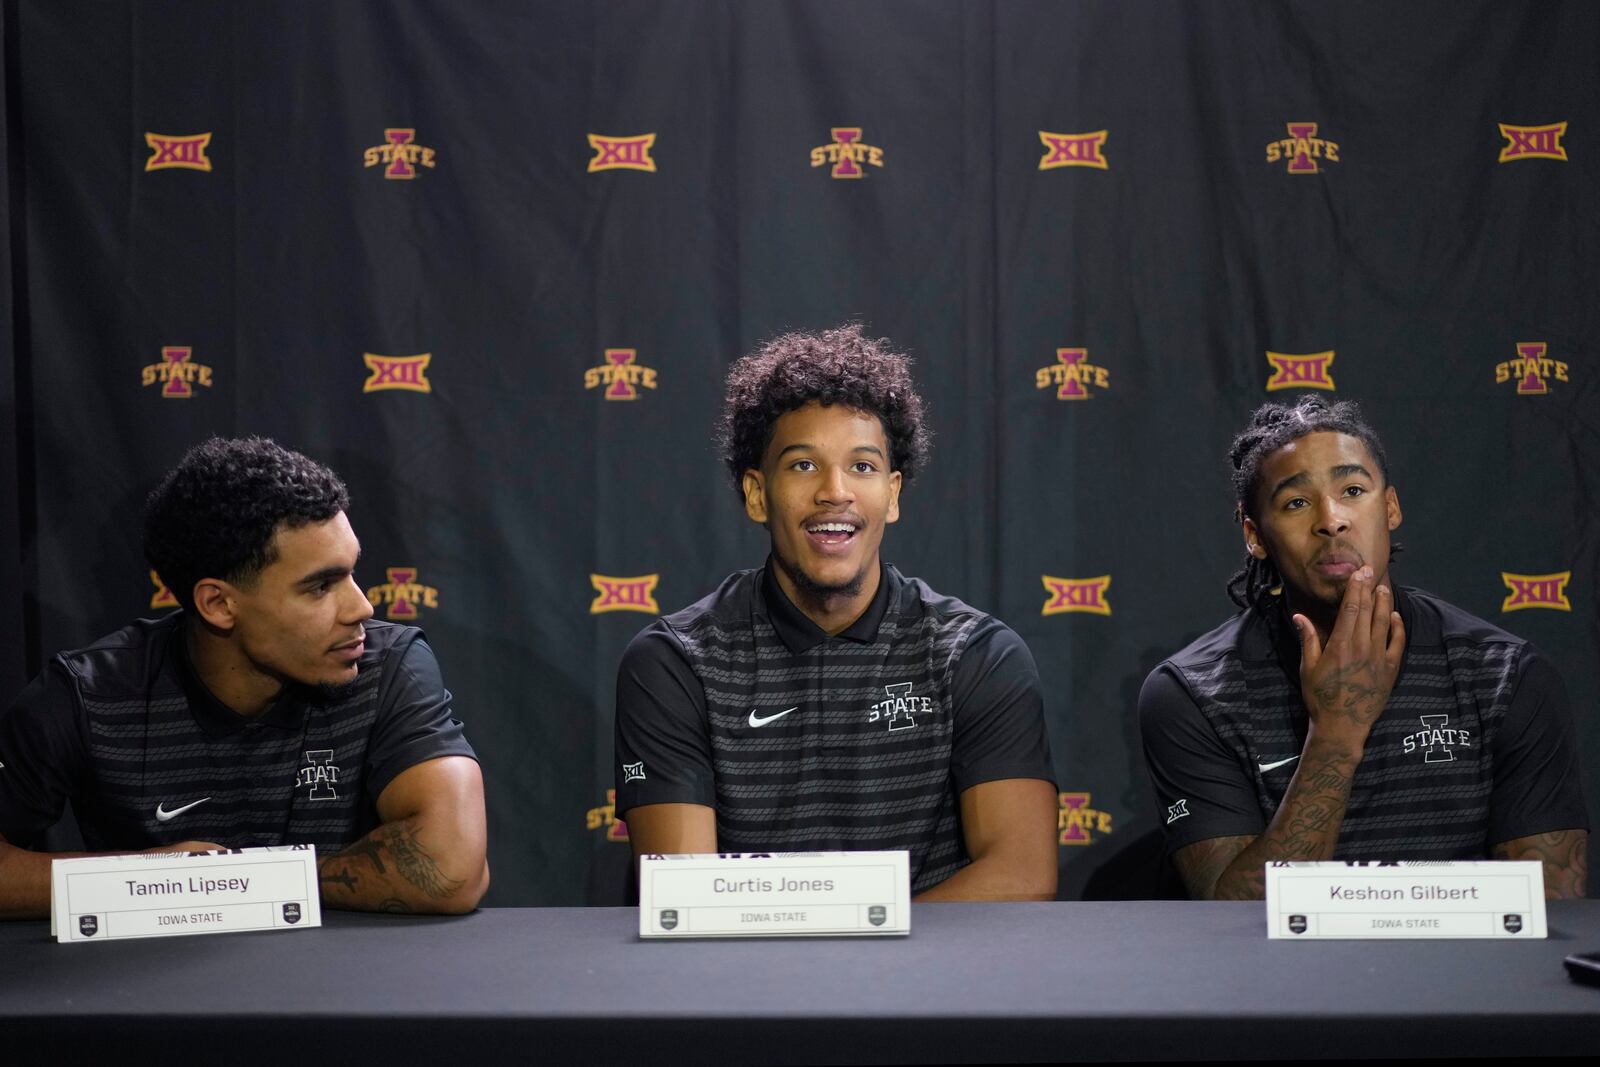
1284;485;1366;510
789;460;878;474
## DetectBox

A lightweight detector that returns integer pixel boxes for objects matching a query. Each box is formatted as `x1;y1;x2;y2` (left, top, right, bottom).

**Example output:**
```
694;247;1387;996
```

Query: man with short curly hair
0;438;488;917
1139;396;1587;901
615;325;1058;900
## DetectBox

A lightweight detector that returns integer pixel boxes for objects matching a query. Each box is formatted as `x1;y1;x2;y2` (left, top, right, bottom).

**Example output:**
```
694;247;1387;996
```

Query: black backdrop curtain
3;1;1596;904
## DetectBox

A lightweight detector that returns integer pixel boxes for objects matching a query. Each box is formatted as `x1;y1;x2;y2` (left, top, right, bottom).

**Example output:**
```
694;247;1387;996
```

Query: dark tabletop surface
4;902;1598;1062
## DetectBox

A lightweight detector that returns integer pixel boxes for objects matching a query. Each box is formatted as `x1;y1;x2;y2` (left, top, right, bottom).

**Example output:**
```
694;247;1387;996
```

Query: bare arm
316;756;488;915
625;802;718;859
1492;829;1589;900
914;778;1058;902
0;834;223;920
1178;568;1405;900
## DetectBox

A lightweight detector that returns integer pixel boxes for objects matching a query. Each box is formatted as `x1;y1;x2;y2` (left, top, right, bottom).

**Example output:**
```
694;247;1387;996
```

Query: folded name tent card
52;845;321;943
639;851;911;938
1265;860;1546;939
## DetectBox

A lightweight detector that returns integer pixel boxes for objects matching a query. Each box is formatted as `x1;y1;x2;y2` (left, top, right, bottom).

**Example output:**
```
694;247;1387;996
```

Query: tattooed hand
1294;566;1406;747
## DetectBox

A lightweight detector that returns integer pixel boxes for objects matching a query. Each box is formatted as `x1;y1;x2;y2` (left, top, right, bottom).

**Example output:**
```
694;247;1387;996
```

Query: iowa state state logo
141;347;214;398
1035;348;1110;400
149;571;178;610
1058;792;1114;845
145;133;212;172
590;573;660;614
1265;351;1335;391
586;789;630;842
1038;130;1108;170
584;348;657;400
1501;571;1571;612
1266;122;1339;174
1495;342;1568;395
588;133;657;172
1041;575;1112;616
1498;122;1567;163
811;128;884;179
363;129;436;179
366;567;440;621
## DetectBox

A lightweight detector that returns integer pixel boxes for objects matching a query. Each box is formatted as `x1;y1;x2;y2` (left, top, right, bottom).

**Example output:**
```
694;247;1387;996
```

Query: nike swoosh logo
748;706;799;728
1258;756;1301;773
155;797;211;821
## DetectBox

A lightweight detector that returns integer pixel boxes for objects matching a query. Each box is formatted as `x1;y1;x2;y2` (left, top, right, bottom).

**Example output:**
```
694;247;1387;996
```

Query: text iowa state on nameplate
639;851;911;938
1265;860;1546;939
51;846;322;943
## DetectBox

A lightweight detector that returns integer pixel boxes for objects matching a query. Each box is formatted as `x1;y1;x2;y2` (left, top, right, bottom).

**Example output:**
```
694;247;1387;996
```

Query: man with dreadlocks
614;325;1057;900
1139;396;1587;900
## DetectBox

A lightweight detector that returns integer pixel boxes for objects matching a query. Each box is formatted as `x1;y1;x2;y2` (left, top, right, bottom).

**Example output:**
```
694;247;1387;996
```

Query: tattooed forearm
1186;747;1361;901
380;823;466;901
339;836;389;876
1491;830;1589;900
318;866;359;893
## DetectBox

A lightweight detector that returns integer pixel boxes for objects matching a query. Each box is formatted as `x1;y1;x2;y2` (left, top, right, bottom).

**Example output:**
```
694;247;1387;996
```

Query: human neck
185;619;282;718
773;560;881;637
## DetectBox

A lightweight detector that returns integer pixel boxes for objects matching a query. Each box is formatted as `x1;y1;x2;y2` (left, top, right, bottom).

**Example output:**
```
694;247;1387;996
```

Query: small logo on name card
282;903;302;925
659;909;679;931
1504;913;1524;933
79;915;100;937
868;905;887;927
1288;914;1308;935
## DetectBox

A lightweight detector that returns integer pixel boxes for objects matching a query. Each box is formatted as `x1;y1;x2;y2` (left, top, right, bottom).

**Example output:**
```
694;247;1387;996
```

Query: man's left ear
885;471;902;525
1385;485;1402;531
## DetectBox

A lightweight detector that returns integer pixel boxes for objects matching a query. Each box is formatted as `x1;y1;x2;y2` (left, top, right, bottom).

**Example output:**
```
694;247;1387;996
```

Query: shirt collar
760;559;894;655
174;618;308;737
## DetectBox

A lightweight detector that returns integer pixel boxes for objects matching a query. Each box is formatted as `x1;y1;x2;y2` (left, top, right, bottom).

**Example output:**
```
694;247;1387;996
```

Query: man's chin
775;550;868;601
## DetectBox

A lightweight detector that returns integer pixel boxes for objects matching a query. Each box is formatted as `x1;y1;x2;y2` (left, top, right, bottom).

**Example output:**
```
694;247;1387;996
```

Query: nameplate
52;846;321;943
1265;860;1546;939
639;851;911;938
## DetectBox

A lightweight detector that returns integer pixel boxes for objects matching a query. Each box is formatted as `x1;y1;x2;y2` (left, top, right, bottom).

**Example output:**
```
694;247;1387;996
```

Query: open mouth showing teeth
806;522;858;544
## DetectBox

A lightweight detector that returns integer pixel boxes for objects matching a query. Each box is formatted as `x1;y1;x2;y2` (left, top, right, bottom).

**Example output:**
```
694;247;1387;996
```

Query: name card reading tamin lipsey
1265;860;1546;939
52;846;321;943
639;851;911;938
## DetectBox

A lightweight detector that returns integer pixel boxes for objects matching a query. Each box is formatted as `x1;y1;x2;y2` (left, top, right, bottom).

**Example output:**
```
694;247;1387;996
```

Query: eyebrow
1268;463;1375;499
295;545;361;588
775;443;887;460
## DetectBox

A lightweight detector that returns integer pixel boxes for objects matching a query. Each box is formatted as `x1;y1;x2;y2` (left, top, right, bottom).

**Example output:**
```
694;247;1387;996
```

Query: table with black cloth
3;902;1597;1063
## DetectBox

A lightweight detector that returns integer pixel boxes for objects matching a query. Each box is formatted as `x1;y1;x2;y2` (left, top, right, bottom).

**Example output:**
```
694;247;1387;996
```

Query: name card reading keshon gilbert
1265;860;1546;940
51;846;321;943
639;852;911;938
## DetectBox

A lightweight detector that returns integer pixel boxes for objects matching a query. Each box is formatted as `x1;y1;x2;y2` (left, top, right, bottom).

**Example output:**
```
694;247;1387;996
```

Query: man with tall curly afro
1140;396;1586;901
0;437;488;917
615;325;1058;899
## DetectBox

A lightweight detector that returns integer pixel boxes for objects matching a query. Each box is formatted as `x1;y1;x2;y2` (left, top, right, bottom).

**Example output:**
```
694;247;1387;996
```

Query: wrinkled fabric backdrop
2;1;1595;904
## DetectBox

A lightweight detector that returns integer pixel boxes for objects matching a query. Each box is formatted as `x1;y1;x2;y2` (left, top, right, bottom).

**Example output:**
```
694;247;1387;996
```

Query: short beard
772;548;867;604
310;678;362;704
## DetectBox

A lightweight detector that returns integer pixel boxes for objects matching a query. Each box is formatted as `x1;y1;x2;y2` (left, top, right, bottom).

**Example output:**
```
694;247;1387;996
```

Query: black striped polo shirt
615;562;1055;893
0;613;475;852
1140;585;1588;859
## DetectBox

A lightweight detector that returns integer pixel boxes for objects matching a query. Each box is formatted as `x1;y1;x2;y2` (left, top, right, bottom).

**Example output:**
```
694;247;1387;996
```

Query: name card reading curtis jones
639;851;911;938
52;847;321;943
1265;860;1546;940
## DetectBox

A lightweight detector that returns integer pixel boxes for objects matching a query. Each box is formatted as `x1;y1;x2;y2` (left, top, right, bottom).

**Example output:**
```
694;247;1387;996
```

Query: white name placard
52;846;321;943
639;851;910;938
1265;860;1546;939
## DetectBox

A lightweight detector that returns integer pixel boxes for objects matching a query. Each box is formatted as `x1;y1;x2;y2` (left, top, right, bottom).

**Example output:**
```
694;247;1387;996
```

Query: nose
343;574;376;624
815;464;854;505
1315;495;1351;537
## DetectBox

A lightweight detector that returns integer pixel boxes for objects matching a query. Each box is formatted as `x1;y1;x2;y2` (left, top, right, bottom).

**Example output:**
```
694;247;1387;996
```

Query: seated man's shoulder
654;568;764;641
53;614;184;699
1403;586;1524;651
1158;609;1266;676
